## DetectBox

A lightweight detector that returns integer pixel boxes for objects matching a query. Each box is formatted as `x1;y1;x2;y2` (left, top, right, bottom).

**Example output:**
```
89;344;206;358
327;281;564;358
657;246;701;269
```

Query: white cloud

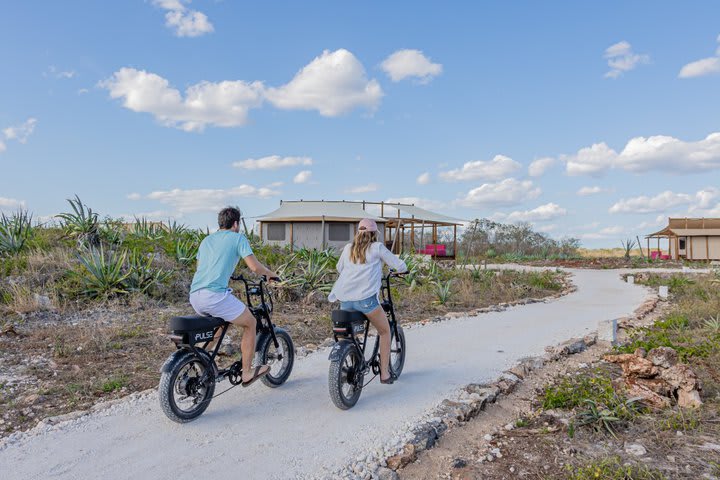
385;196;446;211
456;178;541;207
45;66;75;79
503;203;568;222
416;172;431;185
145;184;280;213
440;155;521;182
577;186;607;196
346;183;379;194
265;49;383;117
153;0;214;37
679;34;720;78
293;170;312;184
380;49;443;83
100;68;264;132
0;197;26;211
609;190;694;214
578;225;625;240
127;192;142;200
564;142;617;176
528;157;555;177
562;131;720;176
0;118;37;154
604;41;650;79
233;155;312;170
3;118;37;144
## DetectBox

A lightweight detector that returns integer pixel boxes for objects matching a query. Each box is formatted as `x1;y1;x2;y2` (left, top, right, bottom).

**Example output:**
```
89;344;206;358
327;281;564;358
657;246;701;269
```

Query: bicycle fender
328;341;350;361
160;349;191;373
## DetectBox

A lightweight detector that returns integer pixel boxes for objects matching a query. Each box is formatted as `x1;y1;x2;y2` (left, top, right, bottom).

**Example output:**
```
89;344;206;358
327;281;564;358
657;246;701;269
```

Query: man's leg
366;307;391;381
230;308;268;383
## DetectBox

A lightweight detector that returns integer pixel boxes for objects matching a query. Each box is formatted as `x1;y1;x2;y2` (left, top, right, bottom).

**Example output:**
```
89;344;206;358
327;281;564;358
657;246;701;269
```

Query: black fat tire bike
158;275;294;423
328;271;407;410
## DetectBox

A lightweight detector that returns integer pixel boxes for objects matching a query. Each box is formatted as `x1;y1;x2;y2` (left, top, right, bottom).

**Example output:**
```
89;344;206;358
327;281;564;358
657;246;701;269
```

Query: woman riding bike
328;218;407;384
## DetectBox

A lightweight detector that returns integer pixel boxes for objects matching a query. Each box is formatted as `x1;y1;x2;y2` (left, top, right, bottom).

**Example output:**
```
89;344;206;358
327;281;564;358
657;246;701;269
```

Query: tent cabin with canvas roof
256;200;465;260
646;218;720;261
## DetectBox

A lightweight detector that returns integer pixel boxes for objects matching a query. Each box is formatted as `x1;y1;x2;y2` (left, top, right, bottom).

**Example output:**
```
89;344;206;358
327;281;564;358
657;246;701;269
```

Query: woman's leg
366;306;392;381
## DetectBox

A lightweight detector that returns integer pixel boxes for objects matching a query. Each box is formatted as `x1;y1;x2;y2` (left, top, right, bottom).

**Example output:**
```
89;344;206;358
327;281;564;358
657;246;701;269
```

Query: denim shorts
340;295;380;314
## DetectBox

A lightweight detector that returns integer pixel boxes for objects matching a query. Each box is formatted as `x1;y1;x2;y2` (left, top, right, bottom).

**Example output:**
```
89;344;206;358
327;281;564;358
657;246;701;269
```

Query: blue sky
2;1;720;247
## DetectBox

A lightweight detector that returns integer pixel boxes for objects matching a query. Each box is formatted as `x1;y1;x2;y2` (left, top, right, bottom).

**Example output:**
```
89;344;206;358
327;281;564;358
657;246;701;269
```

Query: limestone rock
647;347;678;369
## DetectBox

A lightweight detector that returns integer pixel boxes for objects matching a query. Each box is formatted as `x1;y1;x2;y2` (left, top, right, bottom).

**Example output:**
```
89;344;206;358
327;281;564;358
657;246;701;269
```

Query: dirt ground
0;273;569;437
399;300;720;480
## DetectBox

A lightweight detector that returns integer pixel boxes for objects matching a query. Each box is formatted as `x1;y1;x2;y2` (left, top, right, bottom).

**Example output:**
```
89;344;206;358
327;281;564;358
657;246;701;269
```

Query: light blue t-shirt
190;230;254;293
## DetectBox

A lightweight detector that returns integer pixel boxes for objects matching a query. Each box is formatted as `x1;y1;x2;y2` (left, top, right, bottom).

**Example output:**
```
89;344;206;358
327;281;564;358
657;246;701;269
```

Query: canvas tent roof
256;201;386;223
381;203;465;225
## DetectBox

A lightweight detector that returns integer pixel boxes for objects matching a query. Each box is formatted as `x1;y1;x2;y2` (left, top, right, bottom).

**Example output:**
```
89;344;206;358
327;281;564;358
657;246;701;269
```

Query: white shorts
189;288;247;321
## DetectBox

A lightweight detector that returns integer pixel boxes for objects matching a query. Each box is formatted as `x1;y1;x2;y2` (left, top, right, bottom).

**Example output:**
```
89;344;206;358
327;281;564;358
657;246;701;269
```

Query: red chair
436;245;447;256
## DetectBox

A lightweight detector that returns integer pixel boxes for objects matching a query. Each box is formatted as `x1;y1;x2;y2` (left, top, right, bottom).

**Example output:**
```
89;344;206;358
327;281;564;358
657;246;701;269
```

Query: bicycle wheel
258;328;295;387
372;324;406;378
328;342;364;410
158;350;216;423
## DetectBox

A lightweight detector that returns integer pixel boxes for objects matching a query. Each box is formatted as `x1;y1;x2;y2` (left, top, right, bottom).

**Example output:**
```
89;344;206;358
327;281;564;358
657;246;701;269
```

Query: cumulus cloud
604;41;650;79
346;183;379;194
579;225;625;240
416;172;431;185
562;131;720;176
0;197;26;211
679;35;720;78
380;49;442;83
265;49;383;117
0;118;37;154
502;203;568;222
528;157;555;177
153;0;214;37
233;155;312;170
609;190;694;214
577;186;608;196
293;170;312;184
456;178;541;207
100;68;264;132
440;155;521;182
144;184;279;213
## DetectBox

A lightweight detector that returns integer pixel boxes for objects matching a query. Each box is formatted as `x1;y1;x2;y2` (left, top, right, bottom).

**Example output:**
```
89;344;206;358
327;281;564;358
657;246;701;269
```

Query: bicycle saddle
169;315;227;332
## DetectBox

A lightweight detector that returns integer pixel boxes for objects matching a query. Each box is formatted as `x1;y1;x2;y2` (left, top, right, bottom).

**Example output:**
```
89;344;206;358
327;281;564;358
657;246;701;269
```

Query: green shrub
567;457;666;480
541;371;616;410
74;247;129;298
124;250;171;295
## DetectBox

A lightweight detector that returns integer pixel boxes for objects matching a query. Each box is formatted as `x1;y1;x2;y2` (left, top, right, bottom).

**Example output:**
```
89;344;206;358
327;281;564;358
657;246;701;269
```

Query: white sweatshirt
328;242;408;302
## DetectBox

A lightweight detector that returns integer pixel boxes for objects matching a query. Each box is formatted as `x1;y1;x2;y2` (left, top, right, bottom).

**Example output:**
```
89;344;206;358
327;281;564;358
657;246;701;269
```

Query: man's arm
244;254;278;280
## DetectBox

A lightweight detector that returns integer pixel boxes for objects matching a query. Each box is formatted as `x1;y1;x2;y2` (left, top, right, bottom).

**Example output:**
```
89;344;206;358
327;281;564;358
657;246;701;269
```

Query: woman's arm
378;243;407;272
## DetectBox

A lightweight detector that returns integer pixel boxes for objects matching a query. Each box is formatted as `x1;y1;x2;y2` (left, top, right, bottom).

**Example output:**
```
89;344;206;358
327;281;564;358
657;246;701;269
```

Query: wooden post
401;225;405;254
410;222;415;253
674;236;679;260
289;222;294;252
689;236;693;260
453;224;457;258
321;216;326;249
636;235;645;259
706;235;710;261
380;201;384;218
259;221;263;241
420;220;425;249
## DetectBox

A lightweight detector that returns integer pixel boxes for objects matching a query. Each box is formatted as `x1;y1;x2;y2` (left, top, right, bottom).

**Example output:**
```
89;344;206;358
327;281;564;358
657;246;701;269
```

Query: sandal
380;373;397;385
241;365;270;387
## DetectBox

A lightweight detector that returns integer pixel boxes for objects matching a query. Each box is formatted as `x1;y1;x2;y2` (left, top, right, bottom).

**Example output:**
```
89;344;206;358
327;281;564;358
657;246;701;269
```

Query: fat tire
158;350;216;423
258;328;295;388
328;342;363;410
372;324;406;378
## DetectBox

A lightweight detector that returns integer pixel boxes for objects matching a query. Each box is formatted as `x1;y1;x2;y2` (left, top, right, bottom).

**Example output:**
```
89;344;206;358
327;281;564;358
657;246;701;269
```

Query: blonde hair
349;231;378;264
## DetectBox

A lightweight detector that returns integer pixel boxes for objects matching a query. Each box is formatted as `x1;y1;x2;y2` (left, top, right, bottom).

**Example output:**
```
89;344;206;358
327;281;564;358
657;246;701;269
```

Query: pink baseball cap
358;218;378;232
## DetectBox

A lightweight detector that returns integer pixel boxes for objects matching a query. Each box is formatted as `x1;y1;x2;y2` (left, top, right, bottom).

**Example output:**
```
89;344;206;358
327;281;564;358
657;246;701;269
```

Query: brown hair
349;231;378;264
218;207;241;230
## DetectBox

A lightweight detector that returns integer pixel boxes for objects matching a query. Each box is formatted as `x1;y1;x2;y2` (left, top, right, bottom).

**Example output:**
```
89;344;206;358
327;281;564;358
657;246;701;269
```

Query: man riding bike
189;207;278;387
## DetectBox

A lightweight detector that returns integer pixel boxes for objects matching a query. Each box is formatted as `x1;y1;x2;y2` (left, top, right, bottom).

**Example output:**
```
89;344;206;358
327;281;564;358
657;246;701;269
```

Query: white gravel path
1;268;654;479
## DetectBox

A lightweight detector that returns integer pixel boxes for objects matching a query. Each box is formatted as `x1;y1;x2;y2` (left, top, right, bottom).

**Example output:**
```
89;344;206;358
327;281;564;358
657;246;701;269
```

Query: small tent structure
256;200;465;258
646;218;720;261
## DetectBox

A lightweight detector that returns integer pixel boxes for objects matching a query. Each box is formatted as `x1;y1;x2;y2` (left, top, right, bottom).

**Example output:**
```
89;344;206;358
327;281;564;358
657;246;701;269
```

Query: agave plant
0;211;34;256
175;238;200;266
75;246;130;298
620;238;636;259
125;250;171;294
133;217;165;240
432;279;453;305
278;248;336;293
56;195;100;247
164;220;188;238
99;217;124;245
704;315;720;333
